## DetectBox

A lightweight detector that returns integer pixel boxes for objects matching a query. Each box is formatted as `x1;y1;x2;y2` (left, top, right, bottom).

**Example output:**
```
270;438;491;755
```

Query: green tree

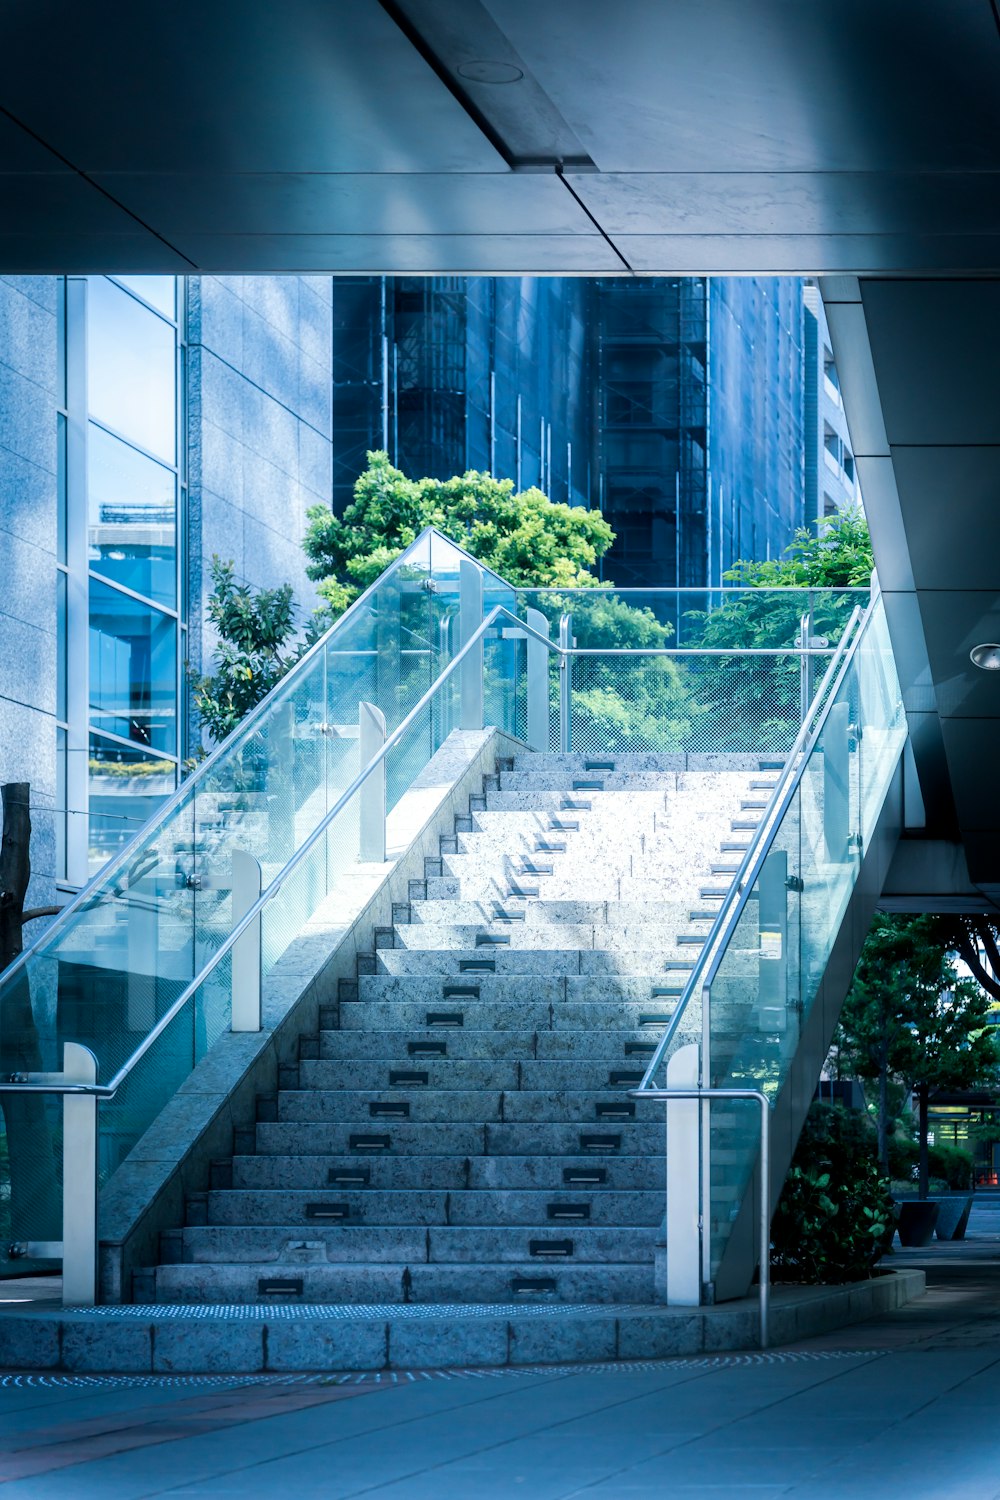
303;450;614;622
191;557;300;745
682;508;874;750
837;913;1000;1196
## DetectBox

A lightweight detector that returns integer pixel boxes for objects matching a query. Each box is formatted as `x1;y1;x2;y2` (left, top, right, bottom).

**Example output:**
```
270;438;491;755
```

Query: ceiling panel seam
0;103;197;269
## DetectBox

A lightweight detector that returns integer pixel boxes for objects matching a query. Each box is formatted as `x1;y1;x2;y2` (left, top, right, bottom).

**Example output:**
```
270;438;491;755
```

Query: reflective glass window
87;277;176;462
112;275;176;320
88;424;177;607
88;733;176;875
88;579;177;753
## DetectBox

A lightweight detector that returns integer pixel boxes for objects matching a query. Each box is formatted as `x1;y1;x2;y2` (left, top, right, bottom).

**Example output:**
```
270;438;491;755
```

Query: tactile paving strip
0;1351;883;1390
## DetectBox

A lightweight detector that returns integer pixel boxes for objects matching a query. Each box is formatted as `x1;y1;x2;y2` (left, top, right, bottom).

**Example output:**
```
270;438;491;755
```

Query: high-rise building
803;284;860;526
1;270;847;915
330;275;827;589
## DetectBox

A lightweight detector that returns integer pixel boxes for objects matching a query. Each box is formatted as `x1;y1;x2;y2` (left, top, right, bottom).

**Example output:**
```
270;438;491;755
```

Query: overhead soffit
0;0;999;271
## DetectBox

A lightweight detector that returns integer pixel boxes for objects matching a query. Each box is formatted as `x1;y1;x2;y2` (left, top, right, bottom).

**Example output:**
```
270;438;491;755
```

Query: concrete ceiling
2;0;1000;883
1;0;998;274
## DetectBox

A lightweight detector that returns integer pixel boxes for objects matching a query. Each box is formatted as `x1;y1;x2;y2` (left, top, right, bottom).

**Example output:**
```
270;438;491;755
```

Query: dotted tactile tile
70;1302;614;1321
0;1351;883;1391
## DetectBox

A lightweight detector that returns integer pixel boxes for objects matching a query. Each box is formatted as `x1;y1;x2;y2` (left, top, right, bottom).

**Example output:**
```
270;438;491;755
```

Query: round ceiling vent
457;60;524;84
970;643;1000;671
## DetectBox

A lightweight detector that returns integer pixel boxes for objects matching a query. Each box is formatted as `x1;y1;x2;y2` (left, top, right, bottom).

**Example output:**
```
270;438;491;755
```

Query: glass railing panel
703;597;903;1285
96;649;519;1196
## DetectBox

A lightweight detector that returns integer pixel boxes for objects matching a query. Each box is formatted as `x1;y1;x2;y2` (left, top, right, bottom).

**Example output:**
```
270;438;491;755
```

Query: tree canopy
837;913;1000;1194
303;451;615;624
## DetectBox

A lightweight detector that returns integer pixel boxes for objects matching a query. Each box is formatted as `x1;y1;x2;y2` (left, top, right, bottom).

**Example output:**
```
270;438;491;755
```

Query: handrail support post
359;700;388;862
62;1042;99;1306
559;613;572;753
231;850;262;1032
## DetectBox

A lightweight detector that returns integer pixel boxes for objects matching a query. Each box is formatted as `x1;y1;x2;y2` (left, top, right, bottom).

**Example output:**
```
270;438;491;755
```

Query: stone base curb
0;1271;924;1374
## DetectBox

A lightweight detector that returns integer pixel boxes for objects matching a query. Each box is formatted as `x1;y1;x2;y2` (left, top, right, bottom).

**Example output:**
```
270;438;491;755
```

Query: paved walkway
2;1201;1000;1498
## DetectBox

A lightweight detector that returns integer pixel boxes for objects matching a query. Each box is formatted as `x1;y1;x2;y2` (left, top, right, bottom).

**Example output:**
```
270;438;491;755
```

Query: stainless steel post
459;559;484;730
61;1042;99;1306
359;700;388;862
526;607;550;751
231;850;263;1031
559;613;572;754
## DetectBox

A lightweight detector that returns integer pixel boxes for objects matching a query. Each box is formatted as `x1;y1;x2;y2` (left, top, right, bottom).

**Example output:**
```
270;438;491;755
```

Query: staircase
142;751;780;1307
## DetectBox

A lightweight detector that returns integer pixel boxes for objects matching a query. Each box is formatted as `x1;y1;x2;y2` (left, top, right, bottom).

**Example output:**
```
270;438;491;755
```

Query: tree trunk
877;1048;890;1171
918;1082;930;1200
0;782;60;1243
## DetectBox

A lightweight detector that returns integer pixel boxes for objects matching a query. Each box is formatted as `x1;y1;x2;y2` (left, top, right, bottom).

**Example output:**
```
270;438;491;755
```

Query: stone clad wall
0;275;59;915
186;274;333;753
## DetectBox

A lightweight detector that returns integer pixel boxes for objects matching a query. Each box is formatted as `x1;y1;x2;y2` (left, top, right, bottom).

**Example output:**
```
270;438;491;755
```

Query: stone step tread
299;1061;671;1090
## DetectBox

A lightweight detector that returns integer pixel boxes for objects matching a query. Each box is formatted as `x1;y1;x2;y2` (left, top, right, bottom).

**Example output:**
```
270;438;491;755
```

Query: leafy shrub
771;1103;895;1283
928;1142;974;1191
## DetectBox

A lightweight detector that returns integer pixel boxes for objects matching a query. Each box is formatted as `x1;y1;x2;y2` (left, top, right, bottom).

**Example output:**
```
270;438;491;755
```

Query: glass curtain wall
59;276;183;884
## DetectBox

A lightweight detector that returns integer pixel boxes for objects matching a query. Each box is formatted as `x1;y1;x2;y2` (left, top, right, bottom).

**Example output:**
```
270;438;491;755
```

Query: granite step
229;1153;665;1193
252;1120;670;1157
274;1088;664;1124
203;1188;662;1228
148;1259;656;1306
299;1058;671;1092
318;1028;689;1062
169;1223;657;1266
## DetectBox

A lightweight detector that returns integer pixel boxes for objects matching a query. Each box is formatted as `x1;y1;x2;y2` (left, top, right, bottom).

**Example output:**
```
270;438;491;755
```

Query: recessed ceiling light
970;643;1000;671
457;60;524;84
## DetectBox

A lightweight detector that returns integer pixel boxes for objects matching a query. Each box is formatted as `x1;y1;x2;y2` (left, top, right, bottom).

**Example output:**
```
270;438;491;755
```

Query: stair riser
300;1059;668;1091
174;1225;656;1265
276;1090;662;1124
319;1028;691;1061
151;1261;655;1306
230;1154;665;1192
253;1121;666;1156
204;1189;661;1227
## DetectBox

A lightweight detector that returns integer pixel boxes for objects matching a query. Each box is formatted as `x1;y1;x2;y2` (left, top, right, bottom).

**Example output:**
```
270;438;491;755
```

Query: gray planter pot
930;1194;974;1241
896;1198;940;1247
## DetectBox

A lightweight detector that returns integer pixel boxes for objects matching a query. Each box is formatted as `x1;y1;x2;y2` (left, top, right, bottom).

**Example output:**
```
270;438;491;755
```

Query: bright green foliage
682;508;874;750
525;590;695;753
724;507;874;590
838;913;1000;1193
771;1102;895;1283
304;451;614;624
191;557;300;744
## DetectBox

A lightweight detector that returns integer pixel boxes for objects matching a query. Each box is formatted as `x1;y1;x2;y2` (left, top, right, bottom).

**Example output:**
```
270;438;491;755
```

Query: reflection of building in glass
332;276;841;589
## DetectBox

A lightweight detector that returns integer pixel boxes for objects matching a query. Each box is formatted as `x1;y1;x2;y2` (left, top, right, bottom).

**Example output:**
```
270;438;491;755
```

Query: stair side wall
97;728;522;1303
713;758;903;1303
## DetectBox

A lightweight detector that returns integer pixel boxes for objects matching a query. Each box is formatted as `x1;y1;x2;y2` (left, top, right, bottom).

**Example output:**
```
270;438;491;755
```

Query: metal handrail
696;598;879;1009
2;593;867;1110
0;524;485;989
633;602;866;1094
0;602;548;1101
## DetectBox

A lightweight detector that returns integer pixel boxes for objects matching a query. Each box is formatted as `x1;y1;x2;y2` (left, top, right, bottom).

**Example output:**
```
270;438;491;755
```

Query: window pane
89;424;176;607
88;733;176;875
112;275;176;320
89;579;177;753
87;277;176;462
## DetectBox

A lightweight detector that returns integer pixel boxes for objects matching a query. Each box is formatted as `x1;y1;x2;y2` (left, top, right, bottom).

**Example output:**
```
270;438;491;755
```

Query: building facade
330;275;840;590
0;273;330;909
1;270;850;915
